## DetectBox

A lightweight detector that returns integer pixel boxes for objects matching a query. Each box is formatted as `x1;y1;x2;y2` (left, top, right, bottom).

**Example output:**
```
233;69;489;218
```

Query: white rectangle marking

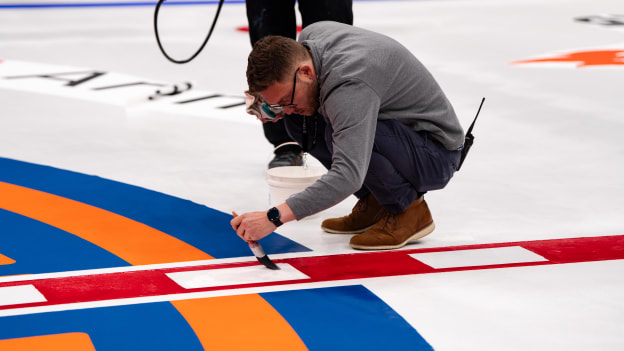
166;263;310;289
0;285;47;307
409;246;548;269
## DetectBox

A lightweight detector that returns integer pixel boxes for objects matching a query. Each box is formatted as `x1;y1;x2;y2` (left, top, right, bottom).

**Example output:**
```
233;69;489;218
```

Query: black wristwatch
267;207;283;227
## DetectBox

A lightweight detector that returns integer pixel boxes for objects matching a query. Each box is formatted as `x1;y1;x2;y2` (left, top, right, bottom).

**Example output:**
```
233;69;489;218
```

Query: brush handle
248;241;266;258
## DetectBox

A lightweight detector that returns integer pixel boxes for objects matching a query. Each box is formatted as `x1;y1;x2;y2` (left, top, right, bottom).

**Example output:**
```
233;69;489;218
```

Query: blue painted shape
0;302;204;351
0;1;244;9
261;285;434;351
0;0;385;10
0;157;310;259
0;209;130;276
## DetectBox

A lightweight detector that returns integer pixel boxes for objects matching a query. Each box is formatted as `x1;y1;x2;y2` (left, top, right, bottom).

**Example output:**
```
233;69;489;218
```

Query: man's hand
230;211;276;242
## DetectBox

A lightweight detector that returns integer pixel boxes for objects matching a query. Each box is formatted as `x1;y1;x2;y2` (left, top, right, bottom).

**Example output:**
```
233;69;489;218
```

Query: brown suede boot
349;197;435;250
321;194;387;234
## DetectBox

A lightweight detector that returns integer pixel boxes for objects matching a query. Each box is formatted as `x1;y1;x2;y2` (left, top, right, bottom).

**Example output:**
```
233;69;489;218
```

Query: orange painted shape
0;253;15;265
172;294;308;351
512;50;624;67
0;332;96;351
0;181;213;265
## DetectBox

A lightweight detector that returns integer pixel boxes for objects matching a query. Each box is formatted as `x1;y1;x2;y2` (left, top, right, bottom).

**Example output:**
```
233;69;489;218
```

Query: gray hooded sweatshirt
285;21;464;220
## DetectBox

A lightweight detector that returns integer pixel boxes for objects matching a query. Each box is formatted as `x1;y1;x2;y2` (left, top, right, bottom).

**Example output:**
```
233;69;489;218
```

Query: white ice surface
1;0;623;349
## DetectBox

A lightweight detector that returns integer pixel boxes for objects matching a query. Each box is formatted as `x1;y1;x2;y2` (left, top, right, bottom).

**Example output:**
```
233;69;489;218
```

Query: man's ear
299;64;316;81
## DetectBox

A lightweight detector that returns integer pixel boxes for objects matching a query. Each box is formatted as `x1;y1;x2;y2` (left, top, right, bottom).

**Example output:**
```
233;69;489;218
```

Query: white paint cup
265;166;327;207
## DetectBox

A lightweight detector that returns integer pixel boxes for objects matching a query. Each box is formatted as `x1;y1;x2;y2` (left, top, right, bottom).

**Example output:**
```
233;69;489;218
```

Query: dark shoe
268;149;303;169
321;194;387;234
350;197;435;250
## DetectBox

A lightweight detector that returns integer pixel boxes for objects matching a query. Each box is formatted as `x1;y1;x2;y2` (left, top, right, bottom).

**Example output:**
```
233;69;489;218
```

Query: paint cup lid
266;166;326;184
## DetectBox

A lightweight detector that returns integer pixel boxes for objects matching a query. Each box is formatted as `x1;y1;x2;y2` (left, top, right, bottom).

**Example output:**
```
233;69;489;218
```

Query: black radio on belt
457;97;485;171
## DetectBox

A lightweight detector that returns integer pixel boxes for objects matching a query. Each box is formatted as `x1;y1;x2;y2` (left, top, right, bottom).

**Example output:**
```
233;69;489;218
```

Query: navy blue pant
284;115;461;214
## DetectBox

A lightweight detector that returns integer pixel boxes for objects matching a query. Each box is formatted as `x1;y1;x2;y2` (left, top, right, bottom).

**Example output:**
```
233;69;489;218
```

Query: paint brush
232;211;280;270
247;240;280;270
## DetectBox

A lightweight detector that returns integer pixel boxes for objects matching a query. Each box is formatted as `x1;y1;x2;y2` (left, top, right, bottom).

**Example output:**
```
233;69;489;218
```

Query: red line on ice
1;235;622;310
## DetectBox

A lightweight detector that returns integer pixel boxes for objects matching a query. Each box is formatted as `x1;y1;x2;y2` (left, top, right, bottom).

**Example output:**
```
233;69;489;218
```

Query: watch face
268;207;280;221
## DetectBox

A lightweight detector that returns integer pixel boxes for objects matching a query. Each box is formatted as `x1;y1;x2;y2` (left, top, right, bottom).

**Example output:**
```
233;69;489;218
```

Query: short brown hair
246;35;308;94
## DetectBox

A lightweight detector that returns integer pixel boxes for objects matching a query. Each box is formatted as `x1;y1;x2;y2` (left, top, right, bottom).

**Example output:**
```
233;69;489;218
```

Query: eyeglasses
263;67;299;116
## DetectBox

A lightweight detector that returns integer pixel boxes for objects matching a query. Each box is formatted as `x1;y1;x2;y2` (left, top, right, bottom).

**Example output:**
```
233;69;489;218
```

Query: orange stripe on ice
171;294;308;351
0;253;15;265
0;332;96;351
512;50;624;67
0;181;213;265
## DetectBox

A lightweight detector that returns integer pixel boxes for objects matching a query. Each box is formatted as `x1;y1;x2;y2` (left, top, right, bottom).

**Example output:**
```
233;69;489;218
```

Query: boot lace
379;211;398;232
352;196;369;215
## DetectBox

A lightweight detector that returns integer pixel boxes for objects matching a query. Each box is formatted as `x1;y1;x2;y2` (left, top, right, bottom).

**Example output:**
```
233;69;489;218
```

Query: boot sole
321;223;376;235
350;222;436;250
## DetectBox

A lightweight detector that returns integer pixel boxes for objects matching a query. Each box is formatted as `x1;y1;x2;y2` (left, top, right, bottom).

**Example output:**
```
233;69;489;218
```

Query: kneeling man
232;21;464;250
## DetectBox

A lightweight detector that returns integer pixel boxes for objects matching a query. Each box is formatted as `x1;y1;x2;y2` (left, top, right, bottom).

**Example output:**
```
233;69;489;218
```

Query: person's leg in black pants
349;120;460;250
246;0;302;168
285;116;459;213
362;120;460;214
246;0;296;46
298;0;353;27
285;115;461;249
